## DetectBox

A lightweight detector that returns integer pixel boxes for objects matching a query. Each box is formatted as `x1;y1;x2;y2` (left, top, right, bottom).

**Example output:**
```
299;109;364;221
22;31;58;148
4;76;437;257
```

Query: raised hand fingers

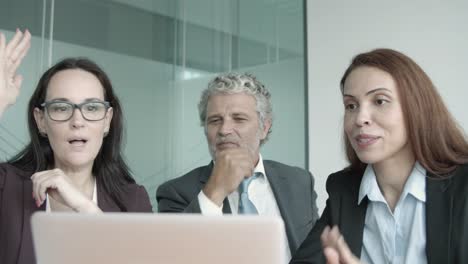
321;225;341;248
4;29;24;56
0;33;5;53
13;75;23;91
321;225;360;264
335;233;359;263
9;30;31;74
323;247;341;264
10;32;30;91
0;29;31;112
321;225;331;246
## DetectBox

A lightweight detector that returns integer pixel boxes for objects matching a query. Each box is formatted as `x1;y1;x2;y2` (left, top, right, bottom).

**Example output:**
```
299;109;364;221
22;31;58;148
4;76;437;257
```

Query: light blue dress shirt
358;162;427;264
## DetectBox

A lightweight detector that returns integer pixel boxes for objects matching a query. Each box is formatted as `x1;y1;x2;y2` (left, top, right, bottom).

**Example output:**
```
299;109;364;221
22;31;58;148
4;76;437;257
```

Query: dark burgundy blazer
0;163;153;264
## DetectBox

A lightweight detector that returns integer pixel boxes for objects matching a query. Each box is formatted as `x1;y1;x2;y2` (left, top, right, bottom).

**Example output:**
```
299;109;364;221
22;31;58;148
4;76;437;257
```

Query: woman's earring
39;131;47;138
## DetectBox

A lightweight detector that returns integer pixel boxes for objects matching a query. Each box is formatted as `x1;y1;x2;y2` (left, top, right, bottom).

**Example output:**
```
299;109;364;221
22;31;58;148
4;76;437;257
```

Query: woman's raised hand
0;29;31;116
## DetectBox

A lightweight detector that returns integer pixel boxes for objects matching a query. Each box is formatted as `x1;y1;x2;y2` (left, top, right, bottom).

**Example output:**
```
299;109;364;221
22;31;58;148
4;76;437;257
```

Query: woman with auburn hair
0;30;152;264
290;48;468;264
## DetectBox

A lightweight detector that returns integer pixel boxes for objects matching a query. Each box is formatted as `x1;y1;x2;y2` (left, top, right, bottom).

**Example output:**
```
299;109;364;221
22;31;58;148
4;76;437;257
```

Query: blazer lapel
198;162;213;185
96;184;122;212
426;175;453;264
340;195;367;257
199;162;232;214
264;162;297;250
339;171;367;258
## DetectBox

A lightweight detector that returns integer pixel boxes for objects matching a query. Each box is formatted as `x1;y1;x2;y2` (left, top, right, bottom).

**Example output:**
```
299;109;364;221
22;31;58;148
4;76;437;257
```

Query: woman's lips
354;134;379;148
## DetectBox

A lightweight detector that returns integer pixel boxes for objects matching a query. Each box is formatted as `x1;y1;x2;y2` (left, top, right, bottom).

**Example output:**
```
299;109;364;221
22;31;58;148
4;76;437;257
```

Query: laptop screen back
31;212;286;264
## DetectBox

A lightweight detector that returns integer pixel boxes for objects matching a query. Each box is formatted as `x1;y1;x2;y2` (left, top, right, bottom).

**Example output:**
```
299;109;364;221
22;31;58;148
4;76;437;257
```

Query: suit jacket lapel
199;162;232;214
340;170;367;257
341;195;367;257
426;174;453;264
199;162;213;185
264;162;297;251
333;169;367;257
96;184;121;212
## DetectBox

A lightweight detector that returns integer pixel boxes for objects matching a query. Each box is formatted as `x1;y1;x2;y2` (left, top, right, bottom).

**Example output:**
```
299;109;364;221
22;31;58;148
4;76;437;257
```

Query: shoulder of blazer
326;167;364;194
263;159;310;177
264;159;300;170
427;163;468;193
0;164;5;188
0;163;33;186
453;163;468;191
157;163;213;193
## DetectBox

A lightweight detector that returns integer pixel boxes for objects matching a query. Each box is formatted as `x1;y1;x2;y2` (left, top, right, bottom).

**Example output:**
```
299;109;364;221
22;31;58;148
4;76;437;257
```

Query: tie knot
239;172;261;194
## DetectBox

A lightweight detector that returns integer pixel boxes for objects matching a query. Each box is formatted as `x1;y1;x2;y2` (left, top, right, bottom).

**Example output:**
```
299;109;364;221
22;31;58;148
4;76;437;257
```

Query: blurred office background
0;0;308;210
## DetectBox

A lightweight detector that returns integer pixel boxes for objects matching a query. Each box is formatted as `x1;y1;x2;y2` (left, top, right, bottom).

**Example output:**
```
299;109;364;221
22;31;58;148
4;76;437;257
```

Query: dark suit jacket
290;163;468;264
0;163;153;264
156;160;319;255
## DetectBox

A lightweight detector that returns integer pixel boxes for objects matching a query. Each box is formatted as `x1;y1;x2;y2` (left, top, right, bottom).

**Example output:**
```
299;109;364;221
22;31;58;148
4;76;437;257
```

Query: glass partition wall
0;0;307;209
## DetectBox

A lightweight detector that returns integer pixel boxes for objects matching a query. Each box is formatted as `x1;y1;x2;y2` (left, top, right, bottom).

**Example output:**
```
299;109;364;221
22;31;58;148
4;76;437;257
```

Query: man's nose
218;120;234;135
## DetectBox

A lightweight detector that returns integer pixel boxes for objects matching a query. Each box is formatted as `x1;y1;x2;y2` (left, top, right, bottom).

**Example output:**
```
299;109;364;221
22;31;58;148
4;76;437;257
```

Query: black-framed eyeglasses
40;100;111;121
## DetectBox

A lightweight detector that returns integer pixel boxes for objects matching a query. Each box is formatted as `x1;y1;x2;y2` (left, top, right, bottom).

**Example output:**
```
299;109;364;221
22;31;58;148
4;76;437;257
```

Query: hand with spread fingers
31;168;102;213
321;226;362;264
0;29;31;116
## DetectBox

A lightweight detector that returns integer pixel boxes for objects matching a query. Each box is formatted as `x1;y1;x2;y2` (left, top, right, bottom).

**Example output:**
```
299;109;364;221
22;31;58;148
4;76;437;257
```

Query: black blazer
0;163;153;264
290;163;468;264
156;160;319;255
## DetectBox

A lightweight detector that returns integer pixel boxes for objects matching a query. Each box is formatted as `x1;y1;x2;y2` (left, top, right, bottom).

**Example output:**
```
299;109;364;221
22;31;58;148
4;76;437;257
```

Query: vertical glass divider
48;0;55;67
40;0;47;71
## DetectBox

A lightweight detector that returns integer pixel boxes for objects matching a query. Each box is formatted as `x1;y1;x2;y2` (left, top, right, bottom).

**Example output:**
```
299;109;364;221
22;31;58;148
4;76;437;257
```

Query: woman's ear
33;107;47;135
104;107;113;136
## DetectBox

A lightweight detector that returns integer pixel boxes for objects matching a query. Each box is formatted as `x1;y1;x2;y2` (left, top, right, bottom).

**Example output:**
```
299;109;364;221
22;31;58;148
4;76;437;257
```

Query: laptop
31;212;286;264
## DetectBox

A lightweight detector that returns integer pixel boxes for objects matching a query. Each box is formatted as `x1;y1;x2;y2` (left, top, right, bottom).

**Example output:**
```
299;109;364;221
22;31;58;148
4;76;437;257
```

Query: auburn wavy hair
340;48;468;177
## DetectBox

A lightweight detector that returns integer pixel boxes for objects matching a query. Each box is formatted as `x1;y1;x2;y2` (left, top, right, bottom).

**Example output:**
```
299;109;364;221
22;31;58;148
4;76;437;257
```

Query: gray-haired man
156;73;319;261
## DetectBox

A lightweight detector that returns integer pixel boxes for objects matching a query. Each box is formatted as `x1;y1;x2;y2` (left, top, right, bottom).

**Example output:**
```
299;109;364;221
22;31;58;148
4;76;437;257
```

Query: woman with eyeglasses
0;30;152;264
290;48;468;264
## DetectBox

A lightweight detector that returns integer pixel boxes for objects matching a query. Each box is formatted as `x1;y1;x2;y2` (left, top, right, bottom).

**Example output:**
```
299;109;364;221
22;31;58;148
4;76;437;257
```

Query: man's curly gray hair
198;72;273;145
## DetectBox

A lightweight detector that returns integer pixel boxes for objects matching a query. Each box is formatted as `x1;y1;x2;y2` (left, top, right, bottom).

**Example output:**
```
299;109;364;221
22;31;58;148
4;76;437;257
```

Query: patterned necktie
238;172;260;214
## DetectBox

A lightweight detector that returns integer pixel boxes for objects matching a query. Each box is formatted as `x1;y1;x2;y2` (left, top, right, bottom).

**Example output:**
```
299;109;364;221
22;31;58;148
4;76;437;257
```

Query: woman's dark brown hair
9;58;136;210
